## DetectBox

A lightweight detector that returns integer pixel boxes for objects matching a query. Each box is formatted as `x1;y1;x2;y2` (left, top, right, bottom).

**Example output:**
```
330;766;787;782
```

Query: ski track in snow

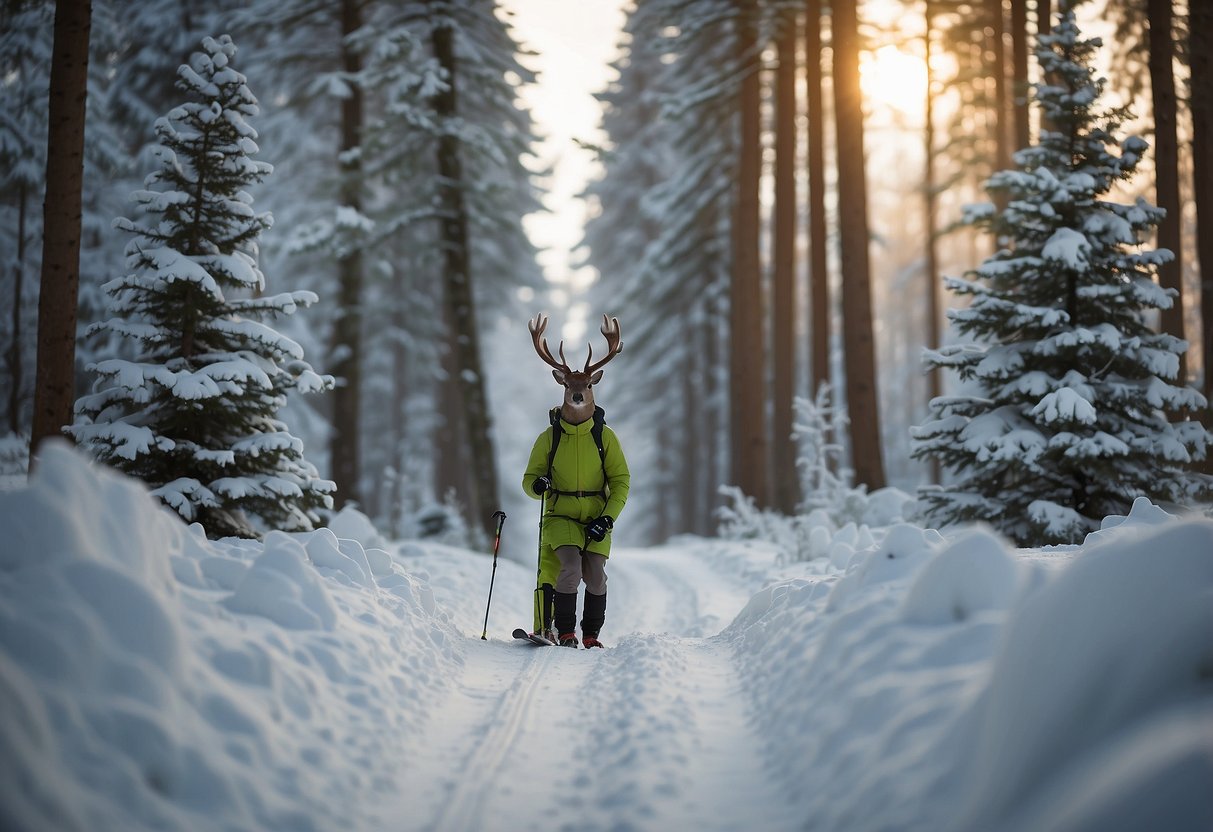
423;646;558;831
399;545;799;832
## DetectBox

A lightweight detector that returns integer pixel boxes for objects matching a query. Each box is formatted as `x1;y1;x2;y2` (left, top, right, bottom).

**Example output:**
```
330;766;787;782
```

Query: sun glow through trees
861;43;929;116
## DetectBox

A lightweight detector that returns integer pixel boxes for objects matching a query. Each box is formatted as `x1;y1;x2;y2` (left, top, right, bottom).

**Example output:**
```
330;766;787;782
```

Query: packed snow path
399;545;799;832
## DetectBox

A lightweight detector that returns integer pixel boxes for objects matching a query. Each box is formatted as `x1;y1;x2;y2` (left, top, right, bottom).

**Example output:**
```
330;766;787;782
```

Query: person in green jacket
524;314;630;648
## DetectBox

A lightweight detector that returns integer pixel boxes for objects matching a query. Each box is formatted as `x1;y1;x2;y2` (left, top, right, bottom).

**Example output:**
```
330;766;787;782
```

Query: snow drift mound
0;442;462;832
725;514;1213;832
953;519;1213;832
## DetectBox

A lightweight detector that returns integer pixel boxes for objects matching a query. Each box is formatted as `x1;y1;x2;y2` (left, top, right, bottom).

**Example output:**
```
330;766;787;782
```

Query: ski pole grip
492;510;507;533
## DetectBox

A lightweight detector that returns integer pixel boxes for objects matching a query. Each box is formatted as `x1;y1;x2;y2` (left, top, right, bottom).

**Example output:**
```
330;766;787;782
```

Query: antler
528;313;570;373
584;315;624;374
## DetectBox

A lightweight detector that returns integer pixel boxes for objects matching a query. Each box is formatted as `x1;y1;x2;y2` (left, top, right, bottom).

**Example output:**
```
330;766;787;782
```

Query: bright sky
498;0;628;341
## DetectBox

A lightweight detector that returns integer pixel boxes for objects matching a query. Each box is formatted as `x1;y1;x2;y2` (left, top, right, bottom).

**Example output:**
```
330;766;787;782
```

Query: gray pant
555;545;608;595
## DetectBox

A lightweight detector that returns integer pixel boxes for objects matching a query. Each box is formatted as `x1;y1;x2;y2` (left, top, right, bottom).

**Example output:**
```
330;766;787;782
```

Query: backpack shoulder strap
545;407;563;477
591;406;606;465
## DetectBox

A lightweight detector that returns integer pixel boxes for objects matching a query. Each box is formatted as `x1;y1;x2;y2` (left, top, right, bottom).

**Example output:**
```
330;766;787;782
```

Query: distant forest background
2;0;1208;546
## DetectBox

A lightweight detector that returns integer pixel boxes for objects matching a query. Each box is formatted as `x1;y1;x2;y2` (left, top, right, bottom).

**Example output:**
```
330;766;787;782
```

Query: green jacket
522;413;630;559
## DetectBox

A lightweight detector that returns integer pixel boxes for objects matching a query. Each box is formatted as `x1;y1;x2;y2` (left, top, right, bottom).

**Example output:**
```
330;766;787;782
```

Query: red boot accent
583;636;604;649
558;633;579;648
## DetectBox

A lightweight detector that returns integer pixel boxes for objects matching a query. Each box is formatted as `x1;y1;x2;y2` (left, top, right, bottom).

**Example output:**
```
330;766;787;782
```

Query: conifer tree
73;35;334;538
912;8;1212;545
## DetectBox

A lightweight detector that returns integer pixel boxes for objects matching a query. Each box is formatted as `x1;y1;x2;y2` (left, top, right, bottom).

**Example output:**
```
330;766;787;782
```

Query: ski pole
481;510;507;640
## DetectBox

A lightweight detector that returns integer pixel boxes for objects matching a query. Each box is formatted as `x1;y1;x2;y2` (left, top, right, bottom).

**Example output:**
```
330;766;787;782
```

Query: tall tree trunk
431;13;500;538
703;294;723;533
329;0;364;508
1148;0;1185;380
924;0;942;483
989;0;1011;184
8;184;28;435
1037;0;1054;138
1010;0;1030;152
772;11;799;514
729;1;769;505
1192;0;1213;401
831;0;887;490
681;341;702;533
989;0;1009;231
806;0;830;398
655;444;672;542
389;260;410;536
434;335;472;504
31;0;91;462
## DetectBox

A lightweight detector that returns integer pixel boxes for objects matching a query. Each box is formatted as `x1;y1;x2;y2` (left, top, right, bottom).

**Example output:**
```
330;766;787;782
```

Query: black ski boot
554;591;579;648
581;591;606;648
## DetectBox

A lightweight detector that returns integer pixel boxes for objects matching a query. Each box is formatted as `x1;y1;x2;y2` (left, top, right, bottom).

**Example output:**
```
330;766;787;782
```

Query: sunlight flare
861;43;928;115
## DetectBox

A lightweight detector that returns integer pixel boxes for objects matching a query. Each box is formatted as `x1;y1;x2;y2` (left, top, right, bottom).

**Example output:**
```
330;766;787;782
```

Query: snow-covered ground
1;443;1210;831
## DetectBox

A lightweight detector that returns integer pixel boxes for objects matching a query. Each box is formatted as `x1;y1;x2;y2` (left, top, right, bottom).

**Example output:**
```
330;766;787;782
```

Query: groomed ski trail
403;544;800;832
426;646;557;831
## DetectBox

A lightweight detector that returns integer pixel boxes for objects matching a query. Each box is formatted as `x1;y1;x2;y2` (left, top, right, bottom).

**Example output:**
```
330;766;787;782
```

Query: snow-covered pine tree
72;35;335;539
911;7;1212;545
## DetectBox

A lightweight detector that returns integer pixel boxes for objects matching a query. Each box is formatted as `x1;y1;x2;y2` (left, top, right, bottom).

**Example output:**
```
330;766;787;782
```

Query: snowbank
954;520;1213;832
726;512;1213;832
0;442;462;832
718;482;916;568
2;443;1210;832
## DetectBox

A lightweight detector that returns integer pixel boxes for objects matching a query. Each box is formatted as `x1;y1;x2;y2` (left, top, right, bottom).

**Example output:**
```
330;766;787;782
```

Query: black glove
532;475;552;496
585;515;613;542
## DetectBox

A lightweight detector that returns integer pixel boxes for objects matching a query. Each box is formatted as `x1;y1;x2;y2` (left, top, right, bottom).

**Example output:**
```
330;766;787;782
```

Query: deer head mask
529;313;624;425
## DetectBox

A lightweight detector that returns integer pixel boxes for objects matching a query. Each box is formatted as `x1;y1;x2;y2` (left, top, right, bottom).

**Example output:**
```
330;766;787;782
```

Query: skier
523;314;630;648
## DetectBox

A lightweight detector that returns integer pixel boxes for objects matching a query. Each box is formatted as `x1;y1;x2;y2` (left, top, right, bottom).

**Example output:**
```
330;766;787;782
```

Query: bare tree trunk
703;295;723;533
730;1;769;505
681;344;702;533
389;260;410;536
772;11;799;514
431;13;500;538
31;0;91;462
1010;0;1030;152
924;0;942;483
1037;0;1054;138
806;0;830;398
831;0;886;491
434;336;472;503
988;0;1011;188
329;0;364;508
8;184;28;435
1148;0;1185;380
655;443;672;542
1192;0;1213;401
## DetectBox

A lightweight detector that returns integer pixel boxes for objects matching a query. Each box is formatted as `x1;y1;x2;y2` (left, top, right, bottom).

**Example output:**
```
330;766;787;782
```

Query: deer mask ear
590;370;604;385
552;369;567;385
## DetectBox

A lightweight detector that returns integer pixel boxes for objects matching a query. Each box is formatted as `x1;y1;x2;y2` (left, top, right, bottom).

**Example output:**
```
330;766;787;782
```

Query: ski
513;628;555;646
